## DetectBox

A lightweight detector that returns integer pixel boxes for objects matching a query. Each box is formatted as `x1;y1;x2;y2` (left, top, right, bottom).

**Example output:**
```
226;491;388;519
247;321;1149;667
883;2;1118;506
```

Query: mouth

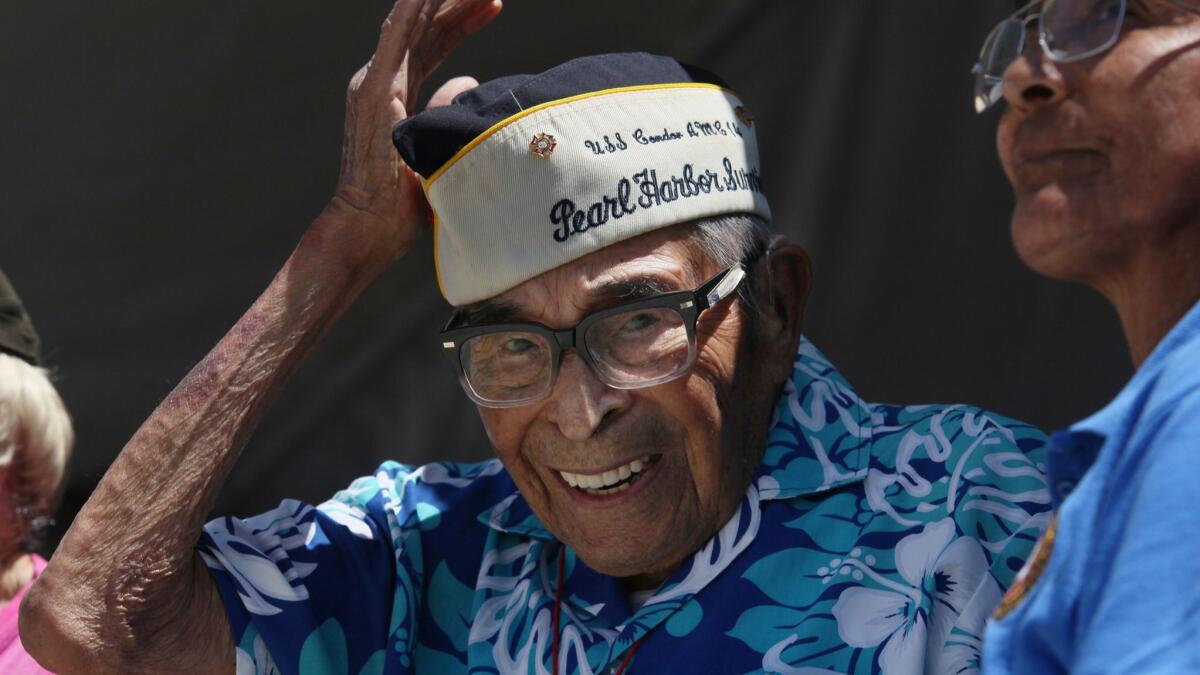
1012;146;1107;188
1015;147;1104;165
557;454;662;496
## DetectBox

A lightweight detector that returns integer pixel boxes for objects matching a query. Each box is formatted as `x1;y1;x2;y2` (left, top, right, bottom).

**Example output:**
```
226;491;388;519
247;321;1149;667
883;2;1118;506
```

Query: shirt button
1056;480;1076;498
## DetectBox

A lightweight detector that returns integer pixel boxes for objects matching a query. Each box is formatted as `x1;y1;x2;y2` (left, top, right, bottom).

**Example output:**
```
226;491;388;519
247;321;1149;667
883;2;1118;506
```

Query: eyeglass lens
583;307;690;386
1041;0;1126;60
458;306;693;404
461;331;554;404
975;0;1127;111
976;18;1028;111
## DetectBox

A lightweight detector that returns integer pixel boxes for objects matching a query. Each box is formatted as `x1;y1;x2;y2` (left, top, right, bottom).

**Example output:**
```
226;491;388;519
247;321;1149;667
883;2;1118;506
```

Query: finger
418;1;501;80
433;0;502;27
372;0;443;76
369;0;497;85
437;0;502;42
347;64;369;96
401;0;497;85
427;76;479;108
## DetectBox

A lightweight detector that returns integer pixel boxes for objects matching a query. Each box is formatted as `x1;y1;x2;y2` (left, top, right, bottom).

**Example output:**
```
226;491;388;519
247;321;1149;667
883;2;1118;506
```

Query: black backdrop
2;1;1129;548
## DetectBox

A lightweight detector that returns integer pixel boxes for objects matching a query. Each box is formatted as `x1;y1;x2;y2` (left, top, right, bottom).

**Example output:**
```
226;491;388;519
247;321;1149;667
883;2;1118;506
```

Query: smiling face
996;1;1200;284
468;224;802;586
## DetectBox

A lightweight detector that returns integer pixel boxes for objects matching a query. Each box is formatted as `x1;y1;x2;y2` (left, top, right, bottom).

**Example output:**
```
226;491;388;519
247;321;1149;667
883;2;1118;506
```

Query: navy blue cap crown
392;52;726;178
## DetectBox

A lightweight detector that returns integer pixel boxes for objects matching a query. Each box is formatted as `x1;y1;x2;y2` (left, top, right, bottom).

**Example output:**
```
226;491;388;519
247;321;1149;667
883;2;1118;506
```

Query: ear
753;237;812;384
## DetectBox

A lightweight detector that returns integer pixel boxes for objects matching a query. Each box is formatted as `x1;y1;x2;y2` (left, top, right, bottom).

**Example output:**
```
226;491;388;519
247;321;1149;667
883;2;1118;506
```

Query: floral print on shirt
199;337;1050;674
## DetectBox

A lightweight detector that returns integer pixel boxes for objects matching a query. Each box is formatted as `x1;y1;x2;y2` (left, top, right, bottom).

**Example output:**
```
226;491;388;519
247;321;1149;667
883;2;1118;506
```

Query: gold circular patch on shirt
995;514;1058;620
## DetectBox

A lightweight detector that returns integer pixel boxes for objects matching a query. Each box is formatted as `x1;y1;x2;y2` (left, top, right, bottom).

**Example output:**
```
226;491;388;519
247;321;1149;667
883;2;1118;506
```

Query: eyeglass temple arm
695;264;747;311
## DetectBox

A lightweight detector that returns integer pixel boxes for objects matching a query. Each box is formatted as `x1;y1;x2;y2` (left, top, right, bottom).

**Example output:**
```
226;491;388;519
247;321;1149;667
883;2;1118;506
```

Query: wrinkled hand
328;0;500;261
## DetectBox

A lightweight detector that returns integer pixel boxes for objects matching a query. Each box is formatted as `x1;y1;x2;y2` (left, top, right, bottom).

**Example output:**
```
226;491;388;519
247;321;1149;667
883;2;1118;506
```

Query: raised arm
18;2;500;672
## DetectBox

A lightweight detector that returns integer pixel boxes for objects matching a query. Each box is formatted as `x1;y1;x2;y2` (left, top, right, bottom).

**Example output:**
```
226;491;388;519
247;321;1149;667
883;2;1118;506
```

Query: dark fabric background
2;1;1129;549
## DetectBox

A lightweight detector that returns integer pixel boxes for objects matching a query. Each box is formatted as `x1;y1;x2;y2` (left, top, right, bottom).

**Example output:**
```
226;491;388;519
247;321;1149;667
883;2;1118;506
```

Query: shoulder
1097;335;1200;479
1142;333;1200;423
868;402;1047;472
1118;384;1200;503
327;458;515;531
863;403;1051;563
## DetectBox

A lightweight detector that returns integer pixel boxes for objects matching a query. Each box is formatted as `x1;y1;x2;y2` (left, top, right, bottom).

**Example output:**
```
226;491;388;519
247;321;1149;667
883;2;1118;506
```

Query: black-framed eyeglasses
439;263;749;408
972;0;1200;113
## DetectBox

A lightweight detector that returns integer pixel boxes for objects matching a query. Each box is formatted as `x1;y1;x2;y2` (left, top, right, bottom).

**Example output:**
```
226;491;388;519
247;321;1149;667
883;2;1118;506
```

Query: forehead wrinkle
479;231;702;325
586;249;693;288
580;255;691;303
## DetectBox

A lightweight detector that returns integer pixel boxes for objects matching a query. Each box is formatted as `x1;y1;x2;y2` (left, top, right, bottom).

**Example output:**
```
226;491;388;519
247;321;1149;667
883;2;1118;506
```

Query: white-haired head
0;353;73;552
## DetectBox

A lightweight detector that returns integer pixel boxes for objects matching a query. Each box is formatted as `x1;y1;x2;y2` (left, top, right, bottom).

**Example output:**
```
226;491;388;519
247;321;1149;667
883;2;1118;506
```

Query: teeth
559;455;653;493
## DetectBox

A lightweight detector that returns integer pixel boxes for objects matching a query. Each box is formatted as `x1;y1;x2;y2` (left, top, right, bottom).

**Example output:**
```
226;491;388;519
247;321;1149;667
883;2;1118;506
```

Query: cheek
996;113;1018;182
674;320;749;493
1007;37;1200;275
693;307;747;382
691;307;762;437
478;407;537;459
1104;33;1200;215
1122;106;1200;223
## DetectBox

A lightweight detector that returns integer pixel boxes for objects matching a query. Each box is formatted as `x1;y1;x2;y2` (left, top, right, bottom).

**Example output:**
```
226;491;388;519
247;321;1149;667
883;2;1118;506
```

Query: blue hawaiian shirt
200;337;1049;675
982;299;1200;675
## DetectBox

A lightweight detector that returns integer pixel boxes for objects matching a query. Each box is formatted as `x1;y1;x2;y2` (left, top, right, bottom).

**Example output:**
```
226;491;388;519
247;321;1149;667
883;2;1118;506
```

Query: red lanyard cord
551;547;643;675
552;551;564;675
613;640;642;674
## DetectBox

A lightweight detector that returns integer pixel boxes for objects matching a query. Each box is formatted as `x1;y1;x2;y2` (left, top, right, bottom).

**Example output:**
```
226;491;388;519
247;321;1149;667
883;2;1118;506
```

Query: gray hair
689;213;774;312
0;353;73;552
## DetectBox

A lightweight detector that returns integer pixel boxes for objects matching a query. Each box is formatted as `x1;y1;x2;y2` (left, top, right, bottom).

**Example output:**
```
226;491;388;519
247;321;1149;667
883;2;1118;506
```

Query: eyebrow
457;300;522;326
593;276;678;303
455;275;683;327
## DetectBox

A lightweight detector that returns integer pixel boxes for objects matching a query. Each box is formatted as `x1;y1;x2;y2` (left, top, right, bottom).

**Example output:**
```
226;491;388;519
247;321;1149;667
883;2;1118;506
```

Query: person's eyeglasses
439;263;749;408
972;0;1200;113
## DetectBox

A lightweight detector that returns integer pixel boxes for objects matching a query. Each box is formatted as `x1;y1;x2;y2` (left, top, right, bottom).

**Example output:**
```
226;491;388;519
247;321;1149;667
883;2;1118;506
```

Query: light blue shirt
201;337;1049;674
983;299;1200;674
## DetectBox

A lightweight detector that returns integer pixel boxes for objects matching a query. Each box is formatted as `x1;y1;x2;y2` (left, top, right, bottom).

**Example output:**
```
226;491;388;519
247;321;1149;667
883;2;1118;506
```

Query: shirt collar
1065;297;1200;441
478;335;874;538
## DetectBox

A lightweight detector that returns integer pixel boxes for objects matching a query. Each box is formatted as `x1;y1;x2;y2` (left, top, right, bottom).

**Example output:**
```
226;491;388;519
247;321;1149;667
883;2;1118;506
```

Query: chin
579;550;668;580
570;523;691;579
1011;194;1108;282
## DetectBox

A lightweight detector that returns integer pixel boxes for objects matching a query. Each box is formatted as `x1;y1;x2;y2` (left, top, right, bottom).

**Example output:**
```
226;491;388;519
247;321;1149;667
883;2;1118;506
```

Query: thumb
427;76;479;109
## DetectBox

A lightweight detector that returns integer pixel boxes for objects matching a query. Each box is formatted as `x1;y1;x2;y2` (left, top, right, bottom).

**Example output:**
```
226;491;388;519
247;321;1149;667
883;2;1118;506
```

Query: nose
1001;38;1069;114
543;353;631;442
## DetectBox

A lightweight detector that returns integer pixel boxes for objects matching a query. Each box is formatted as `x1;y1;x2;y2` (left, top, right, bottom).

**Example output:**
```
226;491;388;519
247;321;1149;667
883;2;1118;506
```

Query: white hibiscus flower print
831;519;989;674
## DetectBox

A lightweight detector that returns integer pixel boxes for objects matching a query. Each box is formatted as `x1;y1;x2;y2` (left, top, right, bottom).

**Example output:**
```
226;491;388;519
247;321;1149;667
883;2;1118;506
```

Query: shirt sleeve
935;416;1052;673
197;467;405;675
1072;389;1200;675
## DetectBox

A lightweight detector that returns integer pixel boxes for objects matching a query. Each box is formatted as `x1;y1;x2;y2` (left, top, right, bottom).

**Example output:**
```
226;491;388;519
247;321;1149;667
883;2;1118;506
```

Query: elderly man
23;1;1048;673
0;269;73;674
972;1;1200;673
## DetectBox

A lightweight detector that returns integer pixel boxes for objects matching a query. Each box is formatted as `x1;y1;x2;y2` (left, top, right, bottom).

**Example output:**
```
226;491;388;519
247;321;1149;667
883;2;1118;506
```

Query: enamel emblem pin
529;132;557;159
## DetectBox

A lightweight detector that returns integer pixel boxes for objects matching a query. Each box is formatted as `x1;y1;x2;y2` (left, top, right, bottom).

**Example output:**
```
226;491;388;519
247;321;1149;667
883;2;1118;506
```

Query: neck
1092;232;1200;368
621;570;670;593
0;552;34;609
